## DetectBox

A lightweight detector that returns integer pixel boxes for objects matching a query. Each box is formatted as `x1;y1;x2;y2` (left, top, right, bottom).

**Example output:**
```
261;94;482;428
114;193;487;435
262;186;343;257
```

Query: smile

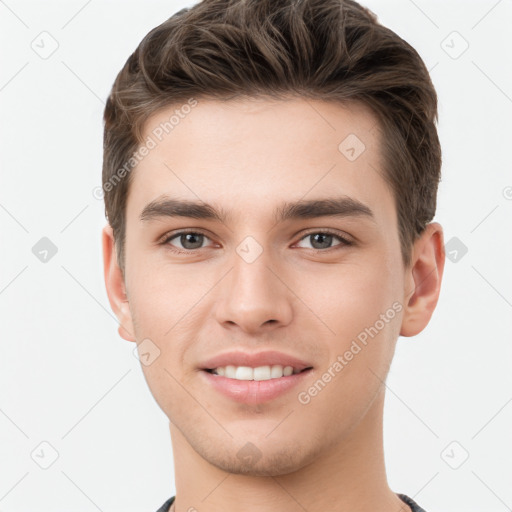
206;365;306;381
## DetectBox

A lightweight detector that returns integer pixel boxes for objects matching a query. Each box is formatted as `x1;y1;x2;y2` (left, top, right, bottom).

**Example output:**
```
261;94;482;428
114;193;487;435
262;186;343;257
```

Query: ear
400;222;445;337
102;224;136;342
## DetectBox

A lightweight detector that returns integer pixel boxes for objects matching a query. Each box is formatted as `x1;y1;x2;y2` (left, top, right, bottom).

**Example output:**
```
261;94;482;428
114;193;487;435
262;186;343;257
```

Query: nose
214;248;293;335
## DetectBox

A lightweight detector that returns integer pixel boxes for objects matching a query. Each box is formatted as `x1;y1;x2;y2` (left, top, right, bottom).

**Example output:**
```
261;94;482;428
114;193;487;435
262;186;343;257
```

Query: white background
1;1;511;511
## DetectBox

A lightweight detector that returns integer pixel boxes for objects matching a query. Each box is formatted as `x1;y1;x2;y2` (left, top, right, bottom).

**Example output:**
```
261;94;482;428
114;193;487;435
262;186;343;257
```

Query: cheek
126;260;214;390
312;262;399;339
127;269;200;418
307;258;403;397
295;266;401;426
127;255;207;335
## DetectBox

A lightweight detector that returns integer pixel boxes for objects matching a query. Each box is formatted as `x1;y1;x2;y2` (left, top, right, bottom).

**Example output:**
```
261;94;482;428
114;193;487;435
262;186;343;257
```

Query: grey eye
296;232;344;250
170;232;207;250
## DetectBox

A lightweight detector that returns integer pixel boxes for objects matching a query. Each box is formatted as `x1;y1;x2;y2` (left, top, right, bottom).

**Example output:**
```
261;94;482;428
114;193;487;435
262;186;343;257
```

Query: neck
169;388;409;512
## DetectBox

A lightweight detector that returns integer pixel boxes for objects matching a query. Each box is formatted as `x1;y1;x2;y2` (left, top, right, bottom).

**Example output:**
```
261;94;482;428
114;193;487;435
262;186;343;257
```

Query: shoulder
155;496;175;512
156;495;426;512
397;493;428;512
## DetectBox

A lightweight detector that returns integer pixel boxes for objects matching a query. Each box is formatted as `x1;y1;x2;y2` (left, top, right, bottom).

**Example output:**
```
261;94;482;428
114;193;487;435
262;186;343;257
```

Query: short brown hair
102;0;441;274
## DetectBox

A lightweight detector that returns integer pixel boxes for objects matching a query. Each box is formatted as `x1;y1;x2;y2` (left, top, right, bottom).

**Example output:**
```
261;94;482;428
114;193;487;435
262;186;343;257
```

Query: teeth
235;366;253;380
254;366;271;380
211;365;297;381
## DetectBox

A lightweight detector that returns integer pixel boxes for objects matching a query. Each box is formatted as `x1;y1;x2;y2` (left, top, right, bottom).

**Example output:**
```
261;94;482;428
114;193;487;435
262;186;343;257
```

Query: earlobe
102;224;136;342
400;222;445;337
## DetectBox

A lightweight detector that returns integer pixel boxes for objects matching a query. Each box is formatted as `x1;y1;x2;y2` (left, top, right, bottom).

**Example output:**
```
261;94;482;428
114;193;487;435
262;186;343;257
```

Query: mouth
199;350;314;403
203;365;312;381
201;367;313;404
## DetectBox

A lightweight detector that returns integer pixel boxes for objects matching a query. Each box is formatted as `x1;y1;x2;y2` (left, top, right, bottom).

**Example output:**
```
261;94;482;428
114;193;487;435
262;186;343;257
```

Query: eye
295;230;353;250
162;231;214;252
160;229;353;254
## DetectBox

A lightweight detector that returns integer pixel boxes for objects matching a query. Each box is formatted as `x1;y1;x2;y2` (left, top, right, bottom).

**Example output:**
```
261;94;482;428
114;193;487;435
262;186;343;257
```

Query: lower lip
201;369;312;404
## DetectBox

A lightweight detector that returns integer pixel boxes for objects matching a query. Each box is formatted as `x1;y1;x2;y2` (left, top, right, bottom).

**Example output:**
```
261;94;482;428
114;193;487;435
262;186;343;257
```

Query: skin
103;97;445;512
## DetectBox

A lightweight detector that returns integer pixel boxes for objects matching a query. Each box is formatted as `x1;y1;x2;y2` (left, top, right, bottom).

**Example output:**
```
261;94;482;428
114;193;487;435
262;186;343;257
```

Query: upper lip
199;350;313;372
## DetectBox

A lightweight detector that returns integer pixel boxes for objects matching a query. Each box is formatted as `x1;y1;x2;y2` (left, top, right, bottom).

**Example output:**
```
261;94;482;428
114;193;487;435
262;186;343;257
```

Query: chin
198;441;315;477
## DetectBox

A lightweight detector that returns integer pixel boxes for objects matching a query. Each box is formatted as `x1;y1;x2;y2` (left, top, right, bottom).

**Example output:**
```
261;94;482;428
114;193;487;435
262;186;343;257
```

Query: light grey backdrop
1;1;511;511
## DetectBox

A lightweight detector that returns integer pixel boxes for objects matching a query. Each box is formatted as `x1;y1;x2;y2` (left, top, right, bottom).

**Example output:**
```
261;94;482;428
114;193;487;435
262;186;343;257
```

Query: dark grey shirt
155;493;427;511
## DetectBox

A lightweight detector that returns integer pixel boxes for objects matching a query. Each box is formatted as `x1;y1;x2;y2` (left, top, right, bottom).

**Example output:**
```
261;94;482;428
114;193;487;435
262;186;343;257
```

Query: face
107;97;418;476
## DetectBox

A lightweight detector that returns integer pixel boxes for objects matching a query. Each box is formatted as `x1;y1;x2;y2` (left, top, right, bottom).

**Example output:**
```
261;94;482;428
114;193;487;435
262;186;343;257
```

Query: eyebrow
139;195;375;224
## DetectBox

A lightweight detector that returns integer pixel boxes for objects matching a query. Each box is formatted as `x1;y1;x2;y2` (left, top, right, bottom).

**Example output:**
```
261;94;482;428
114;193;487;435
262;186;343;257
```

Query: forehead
127;96;394;226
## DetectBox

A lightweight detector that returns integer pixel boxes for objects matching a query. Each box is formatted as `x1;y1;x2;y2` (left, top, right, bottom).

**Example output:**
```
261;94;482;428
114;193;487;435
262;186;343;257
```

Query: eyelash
159;229;354;255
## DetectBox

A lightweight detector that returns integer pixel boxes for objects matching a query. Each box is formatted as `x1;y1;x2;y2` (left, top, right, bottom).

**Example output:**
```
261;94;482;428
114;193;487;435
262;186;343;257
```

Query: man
101;1;445;511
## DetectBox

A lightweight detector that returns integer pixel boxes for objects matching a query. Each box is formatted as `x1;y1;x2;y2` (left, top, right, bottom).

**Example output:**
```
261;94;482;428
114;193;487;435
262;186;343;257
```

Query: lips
199;350;313;404
199;350;313;374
